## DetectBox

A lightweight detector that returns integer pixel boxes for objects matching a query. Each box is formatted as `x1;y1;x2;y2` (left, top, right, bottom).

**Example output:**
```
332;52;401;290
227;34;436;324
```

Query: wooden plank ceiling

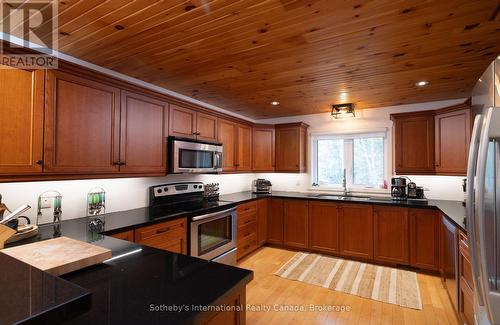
52;1;500;118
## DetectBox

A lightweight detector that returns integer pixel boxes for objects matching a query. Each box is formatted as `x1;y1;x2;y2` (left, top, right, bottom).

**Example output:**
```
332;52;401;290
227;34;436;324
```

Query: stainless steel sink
314;194;371;201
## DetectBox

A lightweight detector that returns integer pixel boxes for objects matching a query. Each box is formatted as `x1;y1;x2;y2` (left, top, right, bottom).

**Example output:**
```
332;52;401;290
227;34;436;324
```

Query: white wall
256;99;468;201
0;174;255;221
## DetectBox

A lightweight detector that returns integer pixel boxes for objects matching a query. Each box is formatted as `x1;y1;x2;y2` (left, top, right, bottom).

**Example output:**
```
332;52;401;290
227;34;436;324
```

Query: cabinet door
339;204;373;260
120;91;168;174
393;113;435;174
373;206;409;264
44;71;121;173
0;67;44;175
169;104;196;139
435;108;471;175
308;201;339;254
283;200;308;248
217;119;237;172
267;198;284;245
252;127;275;171
135;218;187;254
409;208;440;270
236;124;252;171
275;127;299;171
257;199;268;246
196;112;217;142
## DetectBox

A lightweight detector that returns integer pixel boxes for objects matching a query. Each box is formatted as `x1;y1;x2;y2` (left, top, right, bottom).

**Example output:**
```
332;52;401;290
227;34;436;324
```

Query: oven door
190;208;237;261
172;139;223;173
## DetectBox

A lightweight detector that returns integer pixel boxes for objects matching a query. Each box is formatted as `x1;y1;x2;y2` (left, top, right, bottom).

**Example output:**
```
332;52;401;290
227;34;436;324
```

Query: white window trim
309;128;391;194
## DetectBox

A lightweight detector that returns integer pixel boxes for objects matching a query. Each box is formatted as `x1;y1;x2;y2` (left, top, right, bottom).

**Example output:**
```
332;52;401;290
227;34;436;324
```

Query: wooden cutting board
1;236;112;276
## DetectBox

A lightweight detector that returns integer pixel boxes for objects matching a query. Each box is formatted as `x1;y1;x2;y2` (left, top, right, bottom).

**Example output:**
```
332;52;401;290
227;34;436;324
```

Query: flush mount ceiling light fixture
331;103;355;119
415;80;429;87
271;101;280;106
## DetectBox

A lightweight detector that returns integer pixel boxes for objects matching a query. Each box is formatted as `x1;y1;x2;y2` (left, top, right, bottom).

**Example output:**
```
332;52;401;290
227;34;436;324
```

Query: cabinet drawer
238;222;257;244
460;278;475;325
110;230;134;242
459;231;469;250
237;233;258;259
460;245;474;290
237;201;257;215
238;210;257;228
135;218;186;242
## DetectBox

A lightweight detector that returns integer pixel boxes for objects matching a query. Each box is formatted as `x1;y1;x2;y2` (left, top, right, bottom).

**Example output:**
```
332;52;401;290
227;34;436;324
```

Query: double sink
309;194;393;202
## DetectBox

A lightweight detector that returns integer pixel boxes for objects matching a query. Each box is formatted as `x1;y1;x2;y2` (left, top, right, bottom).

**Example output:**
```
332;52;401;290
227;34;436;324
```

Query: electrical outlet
40;198;52;209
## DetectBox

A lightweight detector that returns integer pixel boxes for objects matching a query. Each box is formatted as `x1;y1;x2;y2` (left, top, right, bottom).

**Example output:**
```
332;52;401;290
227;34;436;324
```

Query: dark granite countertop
1;203;251;325
219;191;467;232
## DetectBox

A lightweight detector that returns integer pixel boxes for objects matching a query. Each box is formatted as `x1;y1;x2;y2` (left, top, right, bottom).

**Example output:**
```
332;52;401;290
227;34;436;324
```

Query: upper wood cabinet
252;125;275;172
409;208;440;271
44;70;121;174
217;119;252;172
0;67;44;175
236;124;252;171
169;105;217;142
217;119;237;172
275;123;308;173
435;104;471;175
308;201;339;254
373;206;409;264
120;91;169;174
339;203;373;260
283;199;309;249
267;198;284;245
391;111;435;175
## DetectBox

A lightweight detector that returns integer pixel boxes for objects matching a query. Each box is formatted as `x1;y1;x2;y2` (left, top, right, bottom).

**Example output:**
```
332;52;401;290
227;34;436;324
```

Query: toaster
252;179;272;194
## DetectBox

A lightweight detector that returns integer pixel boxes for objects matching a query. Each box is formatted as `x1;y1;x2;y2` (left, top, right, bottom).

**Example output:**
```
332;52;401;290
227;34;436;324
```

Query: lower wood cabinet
339;204;373;260
308;201;339;254
203;288;246;325
283;199;309;249
237;201;258;260
409;208;440;270
373;206;409;264
267;198;284;245
256;199;268;246
134;218;187;254
459;231;475;325
110;230;134;242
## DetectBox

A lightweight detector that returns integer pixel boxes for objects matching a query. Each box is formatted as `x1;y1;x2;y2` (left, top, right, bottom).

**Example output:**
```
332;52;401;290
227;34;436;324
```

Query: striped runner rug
275;252;422;310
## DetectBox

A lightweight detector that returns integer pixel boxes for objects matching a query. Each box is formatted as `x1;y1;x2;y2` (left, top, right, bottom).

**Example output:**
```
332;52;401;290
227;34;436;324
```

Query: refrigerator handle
466;114;485;306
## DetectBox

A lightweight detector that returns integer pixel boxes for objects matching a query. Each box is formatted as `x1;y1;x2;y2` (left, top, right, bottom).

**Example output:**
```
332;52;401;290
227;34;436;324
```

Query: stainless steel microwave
169;137;223;173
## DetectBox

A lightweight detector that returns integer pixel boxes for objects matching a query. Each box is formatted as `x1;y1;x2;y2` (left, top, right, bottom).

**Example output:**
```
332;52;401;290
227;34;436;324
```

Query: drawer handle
244;220;252;224
156;227;170;234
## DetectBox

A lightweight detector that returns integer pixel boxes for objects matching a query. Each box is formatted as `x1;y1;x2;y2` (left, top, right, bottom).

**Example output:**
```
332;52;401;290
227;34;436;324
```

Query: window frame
311;129;389;191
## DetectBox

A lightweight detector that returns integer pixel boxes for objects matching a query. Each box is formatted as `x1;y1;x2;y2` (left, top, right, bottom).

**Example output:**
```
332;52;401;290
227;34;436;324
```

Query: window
312;132;386;189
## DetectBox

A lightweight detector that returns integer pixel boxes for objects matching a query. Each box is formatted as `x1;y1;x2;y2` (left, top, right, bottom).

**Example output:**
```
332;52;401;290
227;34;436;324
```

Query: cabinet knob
113;161;126;166
35;160;43;165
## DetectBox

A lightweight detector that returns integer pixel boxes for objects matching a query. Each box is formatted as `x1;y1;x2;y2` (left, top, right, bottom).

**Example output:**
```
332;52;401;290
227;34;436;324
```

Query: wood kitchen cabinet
409;208;440;270
252;126;275;172
373;206;409;264
283;199;309;249
339;204;373;260
0;66;44;175
256;199;268;246
267;198;284;245
236;124;252;171
120;91;169;174
217;119;252;172
459;231;475;325
275;123;308;173
391;111;435;174
110;230;134;242
135;218;187;254
237;201;258;260
169;104;218;142
308;201;339;254
435;103;471;175
44;70;122;174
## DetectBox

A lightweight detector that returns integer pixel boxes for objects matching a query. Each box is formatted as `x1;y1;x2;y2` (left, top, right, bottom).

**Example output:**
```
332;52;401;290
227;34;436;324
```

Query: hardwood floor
238;246;458;325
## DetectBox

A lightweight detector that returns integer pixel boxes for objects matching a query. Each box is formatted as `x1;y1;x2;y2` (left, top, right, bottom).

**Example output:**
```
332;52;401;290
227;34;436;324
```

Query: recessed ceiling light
271;101;280;106
416;80;429;87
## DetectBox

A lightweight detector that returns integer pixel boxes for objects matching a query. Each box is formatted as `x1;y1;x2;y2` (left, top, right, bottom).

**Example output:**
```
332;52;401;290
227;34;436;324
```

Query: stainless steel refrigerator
468;55;500;325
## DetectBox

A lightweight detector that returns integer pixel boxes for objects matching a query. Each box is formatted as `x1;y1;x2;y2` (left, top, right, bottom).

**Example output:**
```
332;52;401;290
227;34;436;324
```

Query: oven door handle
191;207;236;221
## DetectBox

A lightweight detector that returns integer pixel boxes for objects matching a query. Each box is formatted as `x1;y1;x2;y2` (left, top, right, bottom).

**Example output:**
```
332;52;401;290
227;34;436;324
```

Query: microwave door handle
466;114;485;306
